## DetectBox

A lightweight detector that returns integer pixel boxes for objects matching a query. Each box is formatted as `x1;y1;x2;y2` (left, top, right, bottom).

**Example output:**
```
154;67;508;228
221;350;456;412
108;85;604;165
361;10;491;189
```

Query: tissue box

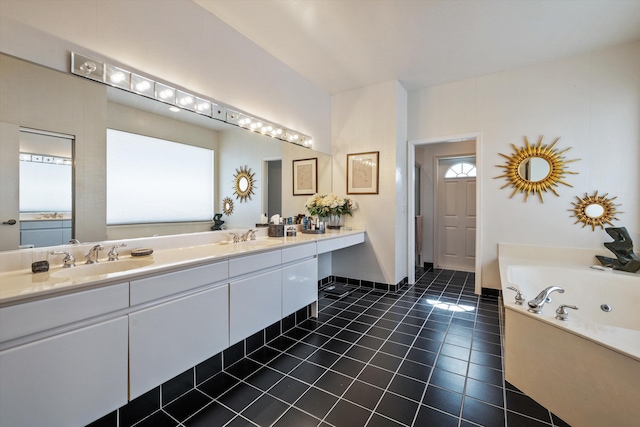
268;224;284;237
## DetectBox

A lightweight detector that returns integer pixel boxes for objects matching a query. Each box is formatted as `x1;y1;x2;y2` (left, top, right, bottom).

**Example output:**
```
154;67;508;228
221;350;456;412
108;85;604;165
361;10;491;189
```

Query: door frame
434;155;476;271
407;132;483;294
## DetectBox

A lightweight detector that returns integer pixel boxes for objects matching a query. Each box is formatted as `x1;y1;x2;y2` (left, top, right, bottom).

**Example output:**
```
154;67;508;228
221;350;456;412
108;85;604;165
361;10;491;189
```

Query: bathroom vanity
0;229;365;427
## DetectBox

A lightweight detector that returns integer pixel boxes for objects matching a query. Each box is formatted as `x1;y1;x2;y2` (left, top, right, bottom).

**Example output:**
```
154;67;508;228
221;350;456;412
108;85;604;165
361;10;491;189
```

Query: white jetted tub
499;243;640;427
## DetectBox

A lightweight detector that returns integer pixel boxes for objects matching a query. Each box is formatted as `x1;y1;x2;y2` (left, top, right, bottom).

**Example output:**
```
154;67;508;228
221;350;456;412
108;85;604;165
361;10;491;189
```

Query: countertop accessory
131;248;154;257
302;229;325;234
268;224;284;237
31;260;49;273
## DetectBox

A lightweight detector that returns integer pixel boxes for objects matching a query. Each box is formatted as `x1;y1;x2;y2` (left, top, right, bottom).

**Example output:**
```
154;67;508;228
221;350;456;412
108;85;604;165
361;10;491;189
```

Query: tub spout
527;286;564;313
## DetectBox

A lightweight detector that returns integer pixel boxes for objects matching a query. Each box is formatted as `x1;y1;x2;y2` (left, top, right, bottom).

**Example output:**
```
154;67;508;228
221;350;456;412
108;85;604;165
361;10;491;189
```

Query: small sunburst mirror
233;165;256;202
222;197;234;216
495;135;580;202
570;191;621;231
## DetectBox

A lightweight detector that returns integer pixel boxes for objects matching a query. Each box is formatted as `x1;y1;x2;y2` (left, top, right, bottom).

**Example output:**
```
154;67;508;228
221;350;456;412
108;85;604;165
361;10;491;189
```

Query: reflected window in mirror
106;129;214;225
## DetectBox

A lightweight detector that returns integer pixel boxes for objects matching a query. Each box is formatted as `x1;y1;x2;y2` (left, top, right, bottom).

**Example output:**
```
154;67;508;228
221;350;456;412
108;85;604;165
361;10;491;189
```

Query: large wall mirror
0;53;332;251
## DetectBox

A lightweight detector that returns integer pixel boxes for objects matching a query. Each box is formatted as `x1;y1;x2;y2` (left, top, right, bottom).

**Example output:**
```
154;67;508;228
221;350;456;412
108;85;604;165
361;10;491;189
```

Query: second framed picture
292;158;318;196
347;151;379;194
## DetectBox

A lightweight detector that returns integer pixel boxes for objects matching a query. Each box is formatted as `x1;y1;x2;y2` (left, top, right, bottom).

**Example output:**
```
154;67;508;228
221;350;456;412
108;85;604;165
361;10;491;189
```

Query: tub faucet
528;286;564;313
85;244;104;264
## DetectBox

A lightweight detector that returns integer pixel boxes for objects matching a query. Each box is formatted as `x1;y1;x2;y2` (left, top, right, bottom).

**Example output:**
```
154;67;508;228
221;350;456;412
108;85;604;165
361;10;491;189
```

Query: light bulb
135;81;151;92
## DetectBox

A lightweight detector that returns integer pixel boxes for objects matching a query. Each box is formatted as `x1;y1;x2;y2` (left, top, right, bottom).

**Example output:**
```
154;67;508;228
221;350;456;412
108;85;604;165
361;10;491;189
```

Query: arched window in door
444;161;476;178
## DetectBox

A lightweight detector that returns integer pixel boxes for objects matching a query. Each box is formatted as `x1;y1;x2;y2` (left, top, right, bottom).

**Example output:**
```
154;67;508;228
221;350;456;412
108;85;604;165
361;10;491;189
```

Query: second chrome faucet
527;286;564;313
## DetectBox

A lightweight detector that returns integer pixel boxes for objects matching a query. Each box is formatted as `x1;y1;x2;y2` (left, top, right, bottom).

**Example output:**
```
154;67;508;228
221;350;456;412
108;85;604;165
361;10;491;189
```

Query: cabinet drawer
317;237;345;254
344;233;365;247
130;260;228;305
229;250;281;277
0;283;129;343
282;242;316;264
20;220;65;230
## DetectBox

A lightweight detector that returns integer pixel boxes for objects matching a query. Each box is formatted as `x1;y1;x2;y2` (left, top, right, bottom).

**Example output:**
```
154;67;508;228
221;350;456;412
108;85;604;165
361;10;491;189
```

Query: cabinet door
282;258;318;317
129;284;229;399
229;269;282;345
0;317;128;427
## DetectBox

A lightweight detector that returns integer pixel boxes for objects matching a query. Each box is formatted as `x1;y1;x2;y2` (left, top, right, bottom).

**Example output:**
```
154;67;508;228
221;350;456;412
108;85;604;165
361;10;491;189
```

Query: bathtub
499;243;640;427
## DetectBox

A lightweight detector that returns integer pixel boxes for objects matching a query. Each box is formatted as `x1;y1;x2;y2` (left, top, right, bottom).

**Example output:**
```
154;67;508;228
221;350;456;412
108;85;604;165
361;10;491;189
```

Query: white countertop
0;229;364;307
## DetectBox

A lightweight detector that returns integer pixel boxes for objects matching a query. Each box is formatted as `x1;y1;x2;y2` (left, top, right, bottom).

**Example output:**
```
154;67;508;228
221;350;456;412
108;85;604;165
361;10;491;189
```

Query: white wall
332;81;408;286
0;0;331;155
409;41;640;288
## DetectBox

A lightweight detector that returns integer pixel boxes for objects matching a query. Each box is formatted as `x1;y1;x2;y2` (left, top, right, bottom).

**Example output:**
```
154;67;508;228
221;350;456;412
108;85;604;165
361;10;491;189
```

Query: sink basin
51;258;154;279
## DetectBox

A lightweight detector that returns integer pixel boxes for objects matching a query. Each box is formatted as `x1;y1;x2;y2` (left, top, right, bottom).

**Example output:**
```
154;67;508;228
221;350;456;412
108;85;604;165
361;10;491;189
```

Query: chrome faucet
50;250;76;268
85;244;104;264
107;243;127;261
241;229;256;241
527;286;564;313
229;232;240;243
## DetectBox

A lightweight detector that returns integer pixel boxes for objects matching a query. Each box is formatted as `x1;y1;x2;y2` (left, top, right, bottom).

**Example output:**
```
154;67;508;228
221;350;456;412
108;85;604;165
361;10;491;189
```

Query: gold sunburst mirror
222;197;234;216
495;135;580;202
570;191;621;231
233;165;256;202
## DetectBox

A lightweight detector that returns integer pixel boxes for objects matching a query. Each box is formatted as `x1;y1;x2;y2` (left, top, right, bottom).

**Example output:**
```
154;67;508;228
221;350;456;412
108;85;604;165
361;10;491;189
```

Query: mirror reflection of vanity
0;53;332;251
18;129;74;248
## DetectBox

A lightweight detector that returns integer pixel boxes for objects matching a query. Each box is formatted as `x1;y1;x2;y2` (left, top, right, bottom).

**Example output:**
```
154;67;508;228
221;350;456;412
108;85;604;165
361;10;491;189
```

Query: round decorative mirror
496;135;580;202
584;203;605;218
222;197;234;216
517;157;551;182
233;165;256;202
570;191;621;231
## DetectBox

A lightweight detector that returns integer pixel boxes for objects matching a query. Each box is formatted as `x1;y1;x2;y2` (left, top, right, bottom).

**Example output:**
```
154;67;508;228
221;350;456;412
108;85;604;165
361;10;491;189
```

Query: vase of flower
327;213;343;229
305;193;358;229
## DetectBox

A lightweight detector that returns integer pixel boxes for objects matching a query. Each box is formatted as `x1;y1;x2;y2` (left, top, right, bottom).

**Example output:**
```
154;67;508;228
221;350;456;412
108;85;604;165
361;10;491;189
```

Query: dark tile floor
128;268;571;427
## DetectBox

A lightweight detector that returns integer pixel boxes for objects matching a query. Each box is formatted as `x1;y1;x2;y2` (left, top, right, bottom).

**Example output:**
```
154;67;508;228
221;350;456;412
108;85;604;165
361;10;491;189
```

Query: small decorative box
268;224;284;237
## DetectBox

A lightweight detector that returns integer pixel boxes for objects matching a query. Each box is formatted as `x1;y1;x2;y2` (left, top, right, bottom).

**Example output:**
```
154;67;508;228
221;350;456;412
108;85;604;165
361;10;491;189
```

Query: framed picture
292;157;318;195
347;151;379;194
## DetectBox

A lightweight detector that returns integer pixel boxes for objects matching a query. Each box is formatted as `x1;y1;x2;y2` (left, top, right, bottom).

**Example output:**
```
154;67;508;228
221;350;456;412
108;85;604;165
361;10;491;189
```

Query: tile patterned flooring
125;268;571;427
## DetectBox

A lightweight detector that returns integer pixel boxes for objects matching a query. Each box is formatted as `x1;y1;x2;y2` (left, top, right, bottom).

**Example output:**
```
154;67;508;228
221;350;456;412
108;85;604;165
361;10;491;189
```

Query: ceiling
195;0;640;94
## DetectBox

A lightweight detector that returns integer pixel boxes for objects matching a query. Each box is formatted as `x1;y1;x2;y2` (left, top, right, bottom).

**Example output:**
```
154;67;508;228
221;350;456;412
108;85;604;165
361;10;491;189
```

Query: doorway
407;132;482;294
435;156;476;271
265;159;282;218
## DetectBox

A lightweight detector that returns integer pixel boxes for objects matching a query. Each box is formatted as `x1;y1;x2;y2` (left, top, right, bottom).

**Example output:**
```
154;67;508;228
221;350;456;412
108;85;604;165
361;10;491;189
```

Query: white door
0;123;20;251
436;157;476;271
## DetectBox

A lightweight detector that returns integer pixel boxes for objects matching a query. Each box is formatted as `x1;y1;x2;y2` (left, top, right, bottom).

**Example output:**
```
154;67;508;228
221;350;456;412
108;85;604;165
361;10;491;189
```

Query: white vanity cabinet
129;283;229;400
20;219;72;248
230;269;283;345
0;316;128;427
0;283;129;427
282;243;318;317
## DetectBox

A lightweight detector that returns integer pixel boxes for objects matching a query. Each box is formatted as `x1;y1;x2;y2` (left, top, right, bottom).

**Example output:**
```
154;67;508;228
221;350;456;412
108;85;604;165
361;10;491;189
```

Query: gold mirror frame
570;191;621;231
233;165;256;202
222;197;234;216
495;135;580;202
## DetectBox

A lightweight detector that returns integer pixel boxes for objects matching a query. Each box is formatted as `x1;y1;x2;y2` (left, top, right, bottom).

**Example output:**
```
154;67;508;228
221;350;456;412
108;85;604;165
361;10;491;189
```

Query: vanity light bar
20;152;72;165
70;52;313;148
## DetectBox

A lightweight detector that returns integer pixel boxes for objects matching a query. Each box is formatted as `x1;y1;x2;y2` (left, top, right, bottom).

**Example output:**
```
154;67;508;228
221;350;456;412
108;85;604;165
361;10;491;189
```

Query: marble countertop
0;229;364;307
